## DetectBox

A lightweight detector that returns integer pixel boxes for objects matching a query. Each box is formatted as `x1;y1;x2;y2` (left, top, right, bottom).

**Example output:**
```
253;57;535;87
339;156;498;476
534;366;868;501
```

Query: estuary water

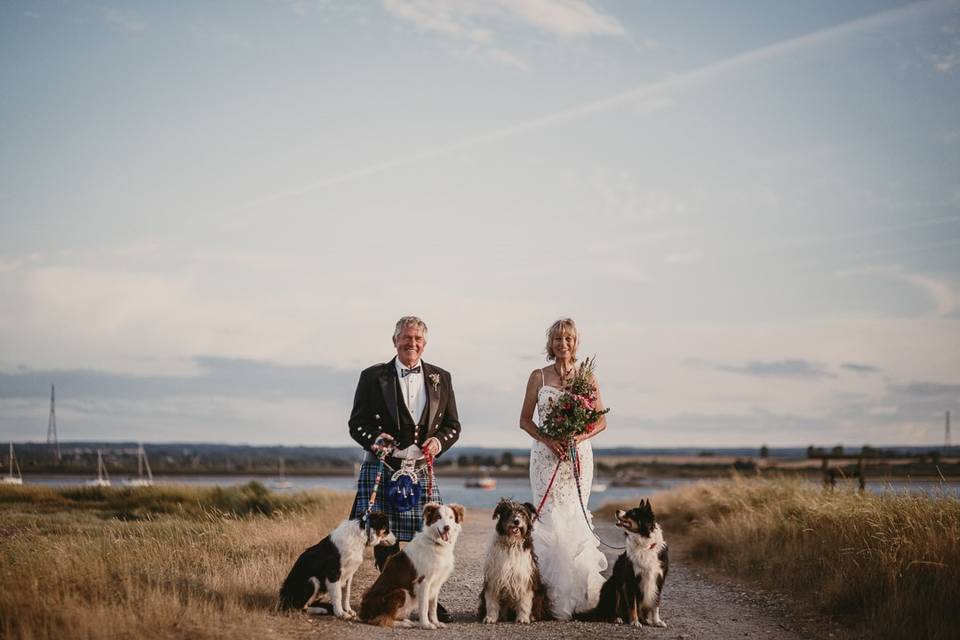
20;474;960;509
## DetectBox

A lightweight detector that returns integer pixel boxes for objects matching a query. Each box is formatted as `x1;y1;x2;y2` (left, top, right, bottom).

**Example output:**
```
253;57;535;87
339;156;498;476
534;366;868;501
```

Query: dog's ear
423;502;442;526
450;503;465;524
522;502;540;521
493;499;511;521
639;499;655;519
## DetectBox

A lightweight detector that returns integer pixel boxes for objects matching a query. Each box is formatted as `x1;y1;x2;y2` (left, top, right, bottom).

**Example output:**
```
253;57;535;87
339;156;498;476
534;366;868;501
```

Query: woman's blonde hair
545;318;579;361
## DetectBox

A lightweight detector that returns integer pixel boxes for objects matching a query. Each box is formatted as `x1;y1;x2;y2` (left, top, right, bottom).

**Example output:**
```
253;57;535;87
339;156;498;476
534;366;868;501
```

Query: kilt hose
349;459;443;543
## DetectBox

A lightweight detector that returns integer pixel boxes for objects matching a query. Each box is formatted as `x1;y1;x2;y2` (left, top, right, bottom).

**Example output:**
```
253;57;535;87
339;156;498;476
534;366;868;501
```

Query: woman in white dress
519;318;608;620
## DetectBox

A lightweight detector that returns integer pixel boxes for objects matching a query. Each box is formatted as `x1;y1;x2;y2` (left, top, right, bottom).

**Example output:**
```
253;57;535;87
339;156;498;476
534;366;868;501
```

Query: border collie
360;502;465;629
278;511;395;618
574;499;668;627
478;498;550;623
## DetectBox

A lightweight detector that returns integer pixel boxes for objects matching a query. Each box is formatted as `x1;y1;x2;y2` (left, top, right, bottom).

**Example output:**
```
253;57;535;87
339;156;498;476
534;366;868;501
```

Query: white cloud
248;1;946;208
900;272;960;316
383;0;623;38
835;265;959;317
472;44;532;71
381;0;623;70
631;96;675;116
497;0;624;37
98;6;146;33
935;51;960;72
867;405;899;416
665;250;701;265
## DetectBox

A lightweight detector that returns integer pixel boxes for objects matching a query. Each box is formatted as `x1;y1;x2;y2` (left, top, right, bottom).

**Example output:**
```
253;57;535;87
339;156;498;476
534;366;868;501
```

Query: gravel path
281;509;846;640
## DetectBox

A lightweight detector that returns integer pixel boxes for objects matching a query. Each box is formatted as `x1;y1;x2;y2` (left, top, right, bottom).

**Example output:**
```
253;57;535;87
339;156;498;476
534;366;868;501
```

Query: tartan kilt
349;459;442;542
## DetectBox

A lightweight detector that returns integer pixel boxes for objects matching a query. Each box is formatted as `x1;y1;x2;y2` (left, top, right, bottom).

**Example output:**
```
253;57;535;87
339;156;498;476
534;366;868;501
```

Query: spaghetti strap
540;368;546;388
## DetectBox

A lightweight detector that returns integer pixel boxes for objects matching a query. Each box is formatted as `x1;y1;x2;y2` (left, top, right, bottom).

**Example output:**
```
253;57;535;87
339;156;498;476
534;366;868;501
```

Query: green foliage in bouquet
539;356;610;441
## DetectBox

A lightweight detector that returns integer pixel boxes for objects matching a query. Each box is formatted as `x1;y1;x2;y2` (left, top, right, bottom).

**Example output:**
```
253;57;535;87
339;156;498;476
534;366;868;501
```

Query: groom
347;316;461;620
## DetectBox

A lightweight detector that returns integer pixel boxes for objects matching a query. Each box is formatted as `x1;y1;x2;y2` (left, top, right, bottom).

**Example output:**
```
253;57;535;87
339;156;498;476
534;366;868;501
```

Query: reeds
0;483;354;639
605;477;960;640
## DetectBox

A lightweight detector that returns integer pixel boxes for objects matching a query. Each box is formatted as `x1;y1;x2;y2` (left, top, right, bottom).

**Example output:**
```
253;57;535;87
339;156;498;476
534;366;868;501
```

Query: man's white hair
393;316;428;342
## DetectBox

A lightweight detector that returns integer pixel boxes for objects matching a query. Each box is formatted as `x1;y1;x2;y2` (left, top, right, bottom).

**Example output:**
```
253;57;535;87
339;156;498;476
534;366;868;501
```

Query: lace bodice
537;384;561;422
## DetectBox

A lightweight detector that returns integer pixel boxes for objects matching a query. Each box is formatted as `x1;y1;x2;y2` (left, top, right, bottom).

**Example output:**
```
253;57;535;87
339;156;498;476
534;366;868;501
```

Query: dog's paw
516;616;531;624
630;620;642;627
435;621;447;629
614;617;623;625
420;621;437;630
483;616;498;624
396;619;416;628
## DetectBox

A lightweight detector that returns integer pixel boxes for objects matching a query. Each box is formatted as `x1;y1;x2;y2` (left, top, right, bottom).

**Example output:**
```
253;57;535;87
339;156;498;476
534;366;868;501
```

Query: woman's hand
541;435;568;459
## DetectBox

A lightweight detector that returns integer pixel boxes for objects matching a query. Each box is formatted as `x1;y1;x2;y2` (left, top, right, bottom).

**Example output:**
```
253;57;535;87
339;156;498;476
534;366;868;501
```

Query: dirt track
282;510;848;639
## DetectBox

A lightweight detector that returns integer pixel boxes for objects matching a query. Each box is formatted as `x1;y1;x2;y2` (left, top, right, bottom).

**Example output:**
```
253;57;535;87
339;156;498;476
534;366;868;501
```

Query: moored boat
2;443;23;485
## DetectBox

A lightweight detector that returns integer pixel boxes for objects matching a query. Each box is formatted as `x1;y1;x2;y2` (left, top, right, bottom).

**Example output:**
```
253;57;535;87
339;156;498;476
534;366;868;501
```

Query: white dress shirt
394;357;426;423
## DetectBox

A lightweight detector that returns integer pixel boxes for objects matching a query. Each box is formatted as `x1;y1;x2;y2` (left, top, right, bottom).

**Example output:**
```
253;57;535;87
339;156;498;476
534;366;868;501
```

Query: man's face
393;325;426;367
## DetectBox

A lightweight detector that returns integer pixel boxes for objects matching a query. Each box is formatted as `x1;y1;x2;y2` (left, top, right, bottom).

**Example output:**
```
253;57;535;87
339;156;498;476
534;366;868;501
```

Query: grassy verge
0;483;354;640
603;477;960;640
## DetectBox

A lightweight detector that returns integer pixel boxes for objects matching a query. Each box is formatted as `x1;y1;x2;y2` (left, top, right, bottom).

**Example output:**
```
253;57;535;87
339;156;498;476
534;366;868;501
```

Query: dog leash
363;449;390;536
423;449;437;503
536;459;562;515
569;440;626;551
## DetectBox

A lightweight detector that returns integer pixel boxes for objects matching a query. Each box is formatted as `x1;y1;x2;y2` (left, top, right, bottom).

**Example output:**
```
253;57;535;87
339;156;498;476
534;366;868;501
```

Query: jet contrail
245;0;952;209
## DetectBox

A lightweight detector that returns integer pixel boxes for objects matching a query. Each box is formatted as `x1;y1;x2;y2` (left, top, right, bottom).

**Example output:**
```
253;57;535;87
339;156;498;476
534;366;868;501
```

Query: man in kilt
348;316;461;619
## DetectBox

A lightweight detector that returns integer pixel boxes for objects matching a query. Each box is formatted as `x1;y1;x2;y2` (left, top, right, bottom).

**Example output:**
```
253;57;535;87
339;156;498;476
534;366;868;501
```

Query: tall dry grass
605;477;960;640
0;483;354;640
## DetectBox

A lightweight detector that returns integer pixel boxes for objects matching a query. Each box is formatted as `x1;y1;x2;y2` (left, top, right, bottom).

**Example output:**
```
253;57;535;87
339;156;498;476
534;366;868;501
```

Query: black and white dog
279;511;395;618
574;499;668;627
478;499;550;623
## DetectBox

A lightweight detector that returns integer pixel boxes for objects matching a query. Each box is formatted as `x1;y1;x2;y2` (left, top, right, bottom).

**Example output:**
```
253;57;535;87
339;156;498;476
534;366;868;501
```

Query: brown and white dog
360;502;465;629
478;499;550;623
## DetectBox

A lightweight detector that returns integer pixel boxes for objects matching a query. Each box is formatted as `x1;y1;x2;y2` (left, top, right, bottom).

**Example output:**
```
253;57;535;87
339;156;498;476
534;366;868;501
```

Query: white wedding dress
530;382;607;620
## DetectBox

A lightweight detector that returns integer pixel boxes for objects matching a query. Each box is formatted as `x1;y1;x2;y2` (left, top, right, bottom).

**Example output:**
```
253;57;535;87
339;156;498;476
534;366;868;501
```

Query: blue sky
1;0;958;448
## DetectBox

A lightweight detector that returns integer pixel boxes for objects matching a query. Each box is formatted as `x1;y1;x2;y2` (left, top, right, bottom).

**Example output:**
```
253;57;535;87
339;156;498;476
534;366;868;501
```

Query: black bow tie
401;366;421;378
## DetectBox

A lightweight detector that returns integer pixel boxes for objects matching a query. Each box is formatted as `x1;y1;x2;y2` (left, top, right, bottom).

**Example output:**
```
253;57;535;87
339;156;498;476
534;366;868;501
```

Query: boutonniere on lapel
429;373;441;391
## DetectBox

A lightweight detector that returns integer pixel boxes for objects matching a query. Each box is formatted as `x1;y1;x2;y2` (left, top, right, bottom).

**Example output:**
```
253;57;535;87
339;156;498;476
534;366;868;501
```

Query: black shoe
436;603;452;623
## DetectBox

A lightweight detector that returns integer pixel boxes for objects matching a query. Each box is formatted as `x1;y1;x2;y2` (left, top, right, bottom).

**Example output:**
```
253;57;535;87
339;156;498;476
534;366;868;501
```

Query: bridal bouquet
539;356;610;441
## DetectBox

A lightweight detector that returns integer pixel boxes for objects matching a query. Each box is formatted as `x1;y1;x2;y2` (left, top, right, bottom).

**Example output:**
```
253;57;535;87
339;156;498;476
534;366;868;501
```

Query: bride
519;318;608;619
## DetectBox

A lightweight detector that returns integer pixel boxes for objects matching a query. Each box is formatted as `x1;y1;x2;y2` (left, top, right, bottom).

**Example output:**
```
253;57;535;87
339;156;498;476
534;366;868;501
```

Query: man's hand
422;437;441;457
372;433;395;455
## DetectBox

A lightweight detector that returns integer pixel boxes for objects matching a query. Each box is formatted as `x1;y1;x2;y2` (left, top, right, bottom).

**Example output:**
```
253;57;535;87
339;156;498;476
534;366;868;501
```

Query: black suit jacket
348;358;461;457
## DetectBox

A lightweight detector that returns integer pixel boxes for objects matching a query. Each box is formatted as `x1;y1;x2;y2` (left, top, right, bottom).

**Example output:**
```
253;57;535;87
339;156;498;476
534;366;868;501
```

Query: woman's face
552;328;577;361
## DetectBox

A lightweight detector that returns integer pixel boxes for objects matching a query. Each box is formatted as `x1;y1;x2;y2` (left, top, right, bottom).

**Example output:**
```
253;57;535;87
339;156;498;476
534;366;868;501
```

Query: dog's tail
572;578;617;622
572;607;601;622
278;575;323;611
